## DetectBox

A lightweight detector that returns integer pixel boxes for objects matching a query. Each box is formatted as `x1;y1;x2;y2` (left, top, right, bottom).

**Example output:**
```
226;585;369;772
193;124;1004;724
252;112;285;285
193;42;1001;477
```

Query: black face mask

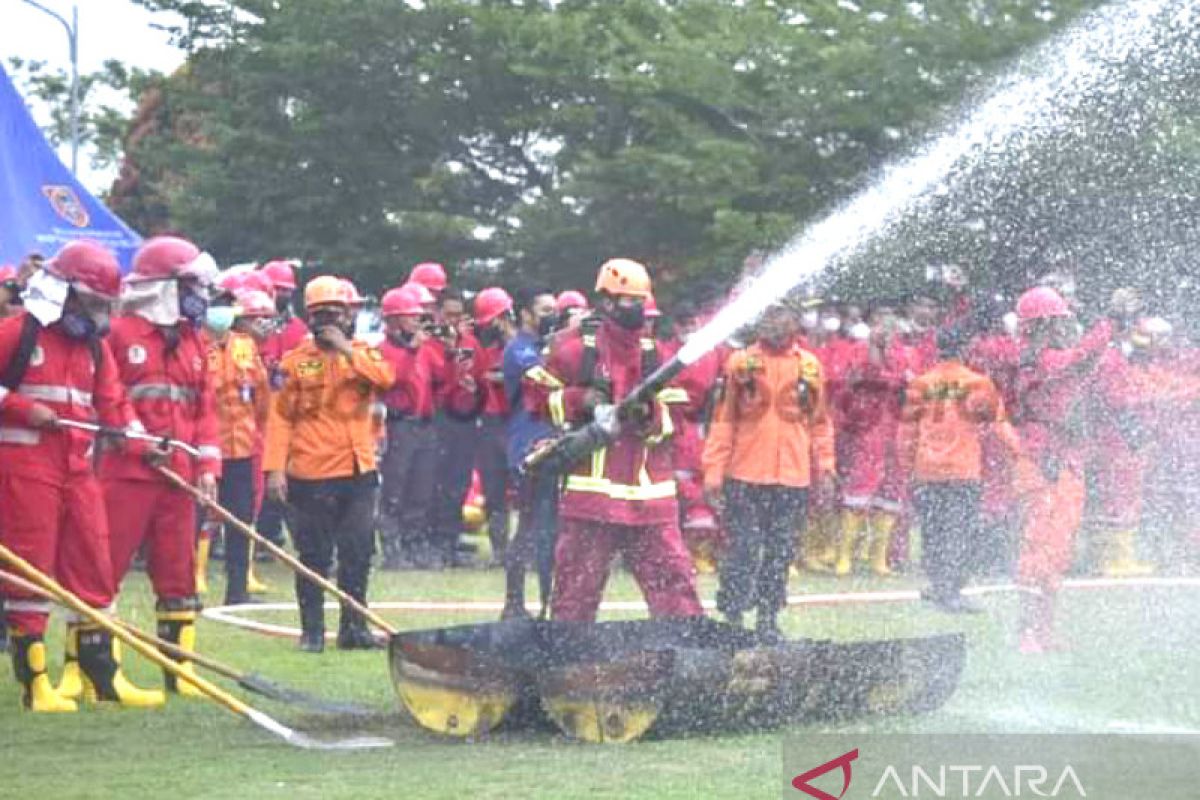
610;303;645;331
275;293;293;317
387;328;415;347
179;289;208;324
476;324;503;347
536;315;557;339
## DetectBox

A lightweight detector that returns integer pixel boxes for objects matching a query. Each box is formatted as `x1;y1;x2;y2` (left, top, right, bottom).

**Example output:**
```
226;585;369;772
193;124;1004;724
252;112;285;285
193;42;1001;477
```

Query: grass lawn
1;563;1198;799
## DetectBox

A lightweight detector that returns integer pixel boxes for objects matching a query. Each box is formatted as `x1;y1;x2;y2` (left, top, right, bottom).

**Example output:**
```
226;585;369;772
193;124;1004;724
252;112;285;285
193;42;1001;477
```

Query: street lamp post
18;1;80;176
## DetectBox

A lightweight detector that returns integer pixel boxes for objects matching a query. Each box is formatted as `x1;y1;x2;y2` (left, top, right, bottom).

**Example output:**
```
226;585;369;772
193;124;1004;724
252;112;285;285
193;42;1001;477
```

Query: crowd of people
2;235;1199;715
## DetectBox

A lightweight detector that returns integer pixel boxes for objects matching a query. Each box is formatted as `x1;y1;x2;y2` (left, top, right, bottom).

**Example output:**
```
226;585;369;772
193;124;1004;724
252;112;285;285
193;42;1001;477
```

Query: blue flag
0;62;142;271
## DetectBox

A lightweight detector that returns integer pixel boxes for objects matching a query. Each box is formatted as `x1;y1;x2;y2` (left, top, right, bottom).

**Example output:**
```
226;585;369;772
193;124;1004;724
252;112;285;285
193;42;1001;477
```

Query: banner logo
42;185;90;228
792;749;859;800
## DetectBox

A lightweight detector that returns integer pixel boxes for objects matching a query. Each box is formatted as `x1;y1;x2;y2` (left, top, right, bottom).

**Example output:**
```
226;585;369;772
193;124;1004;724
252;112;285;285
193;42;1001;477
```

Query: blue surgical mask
60;310;107;341
205;305;237;334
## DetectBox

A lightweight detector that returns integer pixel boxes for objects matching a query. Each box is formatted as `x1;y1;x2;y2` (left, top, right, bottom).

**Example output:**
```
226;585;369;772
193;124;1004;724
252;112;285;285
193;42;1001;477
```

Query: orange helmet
595;258;651;299
235;290;276;318
304;275;349;309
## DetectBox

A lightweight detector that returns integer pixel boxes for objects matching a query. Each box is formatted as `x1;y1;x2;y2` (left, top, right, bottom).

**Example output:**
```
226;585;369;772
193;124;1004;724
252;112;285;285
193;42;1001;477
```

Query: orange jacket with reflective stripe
702;342;835;491
208;332;269;461
898;360;1020;483
263;338;395;480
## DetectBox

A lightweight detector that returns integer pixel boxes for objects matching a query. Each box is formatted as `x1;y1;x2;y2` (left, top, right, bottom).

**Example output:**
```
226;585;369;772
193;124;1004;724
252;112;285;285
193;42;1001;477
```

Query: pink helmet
381;285;424;317
340;278;365;307
0;264;17;283
235;290;276;318
261;259;298;290
46;240;121;300
473;287;514;325
1016;286;1071;321
402;281;437;307
555;290;588;314
644;294;662;319
408;262;447;292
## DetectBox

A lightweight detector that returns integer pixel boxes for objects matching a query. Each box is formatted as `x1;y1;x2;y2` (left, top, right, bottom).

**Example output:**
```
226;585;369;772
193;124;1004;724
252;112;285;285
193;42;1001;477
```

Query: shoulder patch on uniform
296;359;325;378
128;344;147;365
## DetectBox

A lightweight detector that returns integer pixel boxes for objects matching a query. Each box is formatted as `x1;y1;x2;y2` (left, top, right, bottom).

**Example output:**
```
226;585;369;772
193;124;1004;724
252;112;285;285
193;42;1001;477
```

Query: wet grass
1;562;1197;799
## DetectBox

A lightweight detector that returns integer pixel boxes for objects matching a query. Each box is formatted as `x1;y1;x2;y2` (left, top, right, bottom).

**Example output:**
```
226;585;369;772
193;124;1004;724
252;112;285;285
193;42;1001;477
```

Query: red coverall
835;339;913;514
1014;320;1112;593
529;320;703;622
101;316;222;603
673;345;725;555
0;315;139;635
473;341;512;556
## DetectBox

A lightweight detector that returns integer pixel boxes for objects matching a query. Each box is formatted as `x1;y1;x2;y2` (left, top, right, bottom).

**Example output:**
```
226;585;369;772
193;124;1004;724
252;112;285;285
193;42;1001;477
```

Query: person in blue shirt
501;286;561;619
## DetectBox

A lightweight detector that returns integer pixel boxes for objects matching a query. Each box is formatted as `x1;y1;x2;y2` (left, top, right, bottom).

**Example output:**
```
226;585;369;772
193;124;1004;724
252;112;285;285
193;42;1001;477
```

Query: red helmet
473;287;513;325
261;259;298;290
644;294;662;318
555;290;588;313
0;264;17;283
132;236;205;281
46;240;121;300
1016;286;1071;321
402;281;437;306
235;290;276;318
217;271;249;295
381;285;424;317
408;262;447;292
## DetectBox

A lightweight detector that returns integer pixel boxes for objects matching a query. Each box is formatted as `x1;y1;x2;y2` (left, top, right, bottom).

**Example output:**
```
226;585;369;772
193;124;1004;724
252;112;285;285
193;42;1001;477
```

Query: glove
618;400;654;425
581;387;612;419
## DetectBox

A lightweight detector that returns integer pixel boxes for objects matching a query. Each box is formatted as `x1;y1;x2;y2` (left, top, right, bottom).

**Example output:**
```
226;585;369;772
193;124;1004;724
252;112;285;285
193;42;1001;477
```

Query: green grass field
1;564;1198;799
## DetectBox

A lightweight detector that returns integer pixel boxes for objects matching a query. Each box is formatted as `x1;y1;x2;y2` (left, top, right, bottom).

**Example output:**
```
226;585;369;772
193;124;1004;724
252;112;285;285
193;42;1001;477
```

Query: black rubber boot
296;577;325;653
78;627;165;706
336;613;383;650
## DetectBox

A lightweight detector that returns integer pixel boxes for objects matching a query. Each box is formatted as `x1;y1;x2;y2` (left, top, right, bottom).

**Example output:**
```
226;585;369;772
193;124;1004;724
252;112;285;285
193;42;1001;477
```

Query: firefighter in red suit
1012;286;1113;654
99;236;222;696
530;259;703;622
471;287;516;565
833;310;915;577
0;242;163;711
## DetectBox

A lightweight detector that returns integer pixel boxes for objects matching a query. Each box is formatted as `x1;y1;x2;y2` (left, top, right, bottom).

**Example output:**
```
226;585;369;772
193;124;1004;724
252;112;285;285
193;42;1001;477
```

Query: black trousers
914;481;982;600
431;414;479;556
505;469;560;608
477;416;510;556
218;457;256;599
378;417;437;564
717;480;808;617
288;471;379;632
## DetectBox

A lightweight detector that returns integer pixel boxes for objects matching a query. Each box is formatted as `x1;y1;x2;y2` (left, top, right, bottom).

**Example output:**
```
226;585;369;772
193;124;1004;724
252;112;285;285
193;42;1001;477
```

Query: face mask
821;316;841;333
476;323;503;347
610;302;645;331
179;289;208;324
61;310;101;340
275;293;293;316
537;315;557;339
205;306;237;334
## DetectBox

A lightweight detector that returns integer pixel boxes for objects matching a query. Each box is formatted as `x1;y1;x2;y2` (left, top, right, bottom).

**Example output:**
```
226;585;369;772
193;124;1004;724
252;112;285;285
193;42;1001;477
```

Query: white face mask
800;310;819;329
821;316;841;333
849;322;871;341
1002;312;1019;336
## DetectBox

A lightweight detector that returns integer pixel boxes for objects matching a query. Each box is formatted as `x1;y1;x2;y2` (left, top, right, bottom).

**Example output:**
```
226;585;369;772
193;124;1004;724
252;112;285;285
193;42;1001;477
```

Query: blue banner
0;62;141;271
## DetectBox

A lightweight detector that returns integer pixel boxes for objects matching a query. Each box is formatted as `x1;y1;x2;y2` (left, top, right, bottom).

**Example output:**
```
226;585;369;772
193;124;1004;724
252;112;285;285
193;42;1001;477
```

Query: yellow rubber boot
194;532;212;596
246;541;270;595
818;513;840;568
802;518;832;573
835;511;866;577
1104;529;1155;577
869;513;896;577
56;622;83;700
77;626;165;708
157;612;205;699
691;538;718;575
11;634;77;713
